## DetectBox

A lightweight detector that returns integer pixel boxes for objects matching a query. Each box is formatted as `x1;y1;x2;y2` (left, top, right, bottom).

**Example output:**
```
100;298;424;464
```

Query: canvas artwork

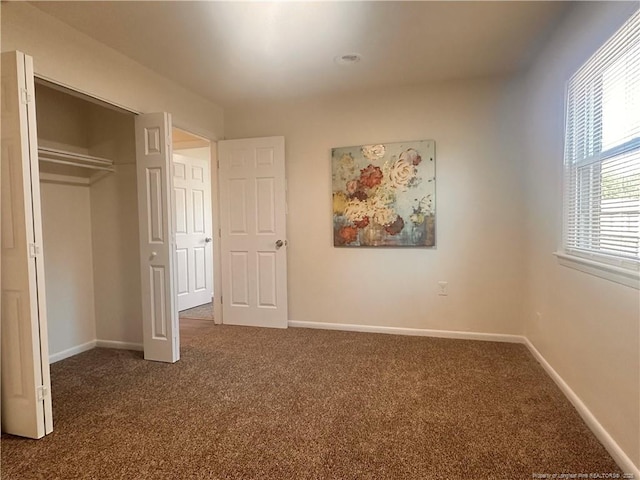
332;140;436;247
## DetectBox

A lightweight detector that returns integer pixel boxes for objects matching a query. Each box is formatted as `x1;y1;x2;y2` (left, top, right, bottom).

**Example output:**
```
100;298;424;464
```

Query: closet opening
35;79;141;364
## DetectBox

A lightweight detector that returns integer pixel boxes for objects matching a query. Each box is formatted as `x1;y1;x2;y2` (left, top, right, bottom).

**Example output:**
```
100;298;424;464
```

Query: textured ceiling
32;1;571;108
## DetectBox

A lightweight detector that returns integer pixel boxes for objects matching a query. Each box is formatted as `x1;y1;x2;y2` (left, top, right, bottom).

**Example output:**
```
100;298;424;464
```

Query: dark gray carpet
1;326;622;479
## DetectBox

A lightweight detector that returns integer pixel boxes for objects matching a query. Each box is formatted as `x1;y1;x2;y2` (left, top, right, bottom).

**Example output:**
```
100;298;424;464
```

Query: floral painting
332;140;435;247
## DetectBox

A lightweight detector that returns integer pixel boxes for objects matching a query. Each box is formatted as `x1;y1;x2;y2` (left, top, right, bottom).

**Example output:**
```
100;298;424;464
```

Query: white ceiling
32;1;571;108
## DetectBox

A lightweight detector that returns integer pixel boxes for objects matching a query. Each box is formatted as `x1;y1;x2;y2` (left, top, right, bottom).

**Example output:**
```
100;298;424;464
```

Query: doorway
34;80;139;364
172;128;215;322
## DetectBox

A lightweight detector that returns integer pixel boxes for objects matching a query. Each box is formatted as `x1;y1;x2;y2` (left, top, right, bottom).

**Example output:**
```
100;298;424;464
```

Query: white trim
524;338;640;479
49;340;96;364
46;339;145;363
554;251;640;289
288;321;524;343
95;340;144;351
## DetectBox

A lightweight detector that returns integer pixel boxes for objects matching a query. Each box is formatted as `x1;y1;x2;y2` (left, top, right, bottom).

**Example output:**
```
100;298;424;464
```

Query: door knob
205;237;212;243
275;239;284;249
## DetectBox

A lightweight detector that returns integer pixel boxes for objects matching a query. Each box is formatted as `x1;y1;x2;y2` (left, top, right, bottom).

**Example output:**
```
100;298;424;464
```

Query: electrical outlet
438;281;448;296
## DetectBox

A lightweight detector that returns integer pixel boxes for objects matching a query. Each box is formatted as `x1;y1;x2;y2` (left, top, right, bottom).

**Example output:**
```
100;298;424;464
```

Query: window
561;9;640;287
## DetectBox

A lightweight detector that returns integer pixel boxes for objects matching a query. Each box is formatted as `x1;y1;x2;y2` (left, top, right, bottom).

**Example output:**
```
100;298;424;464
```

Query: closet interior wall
35;83;142;361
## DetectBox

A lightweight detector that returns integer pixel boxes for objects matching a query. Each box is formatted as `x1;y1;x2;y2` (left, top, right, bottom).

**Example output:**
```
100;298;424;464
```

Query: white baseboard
288;320;638;476
50;339;144;363
523;338;640;479
49;340;96;364
95;340;144;351
288;320;525;344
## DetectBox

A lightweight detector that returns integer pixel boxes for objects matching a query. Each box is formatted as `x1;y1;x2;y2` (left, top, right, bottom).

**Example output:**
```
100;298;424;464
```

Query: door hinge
20;88;33;104
221;296;223;305
29;243;41;258
37;385;49;401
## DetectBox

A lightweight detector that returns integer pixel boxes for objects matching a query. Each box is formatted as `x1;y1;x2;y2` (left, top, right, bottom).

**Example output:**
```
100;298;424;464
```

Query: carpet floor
1;326;622;479
179;302;214;320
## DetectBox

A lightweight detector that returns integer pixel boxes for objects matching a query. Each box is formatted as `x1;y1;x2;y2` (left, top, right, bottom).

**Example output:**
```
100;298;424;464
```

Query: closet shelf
38;146;115;172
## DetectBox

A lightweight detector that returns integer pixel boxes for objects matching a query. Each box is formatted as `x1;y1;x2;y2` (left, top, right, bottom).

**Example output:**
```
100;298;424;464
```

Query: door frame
31;75;223;329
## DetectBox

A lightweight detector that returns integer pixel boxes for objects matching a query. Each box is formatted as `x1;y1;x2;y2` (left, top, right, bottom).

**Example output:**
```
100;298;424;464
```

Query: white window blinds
564;9;640;270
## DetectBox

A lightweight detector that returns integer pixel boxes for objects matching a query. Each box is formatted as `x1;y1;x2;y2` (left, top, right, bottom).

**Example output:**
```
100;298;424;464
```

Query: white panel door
218;137;287;328
173;152;213;311
135;113;179;363
1;51;53;438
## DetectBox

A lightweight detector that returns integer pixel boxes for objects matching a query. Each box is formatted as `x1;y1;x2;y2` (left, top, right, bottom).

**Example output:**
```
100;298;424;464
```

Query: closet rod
39;158;115;172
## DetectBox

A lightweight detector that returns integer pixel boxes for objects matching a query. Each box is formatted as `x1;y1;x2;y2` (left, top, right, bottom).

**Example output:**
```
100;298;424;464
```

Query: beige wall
226;78;527;334
0;2;224;141
90;164;141;345
40;182;97;358
520;1;639;469
88;106;142;346
33;85;90;153
36;83;97;358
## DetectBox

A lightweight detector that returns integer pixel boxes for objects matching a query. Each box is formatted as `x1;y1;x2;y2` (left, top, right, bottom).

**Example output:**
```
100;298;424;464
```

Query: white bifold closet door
1;50;53;438
135;112;180;363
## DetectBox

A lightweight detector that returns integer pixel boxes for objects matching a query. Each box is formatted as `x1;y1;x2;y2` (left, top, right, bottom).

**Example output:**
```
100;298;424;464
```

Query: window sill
554;252;640;289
